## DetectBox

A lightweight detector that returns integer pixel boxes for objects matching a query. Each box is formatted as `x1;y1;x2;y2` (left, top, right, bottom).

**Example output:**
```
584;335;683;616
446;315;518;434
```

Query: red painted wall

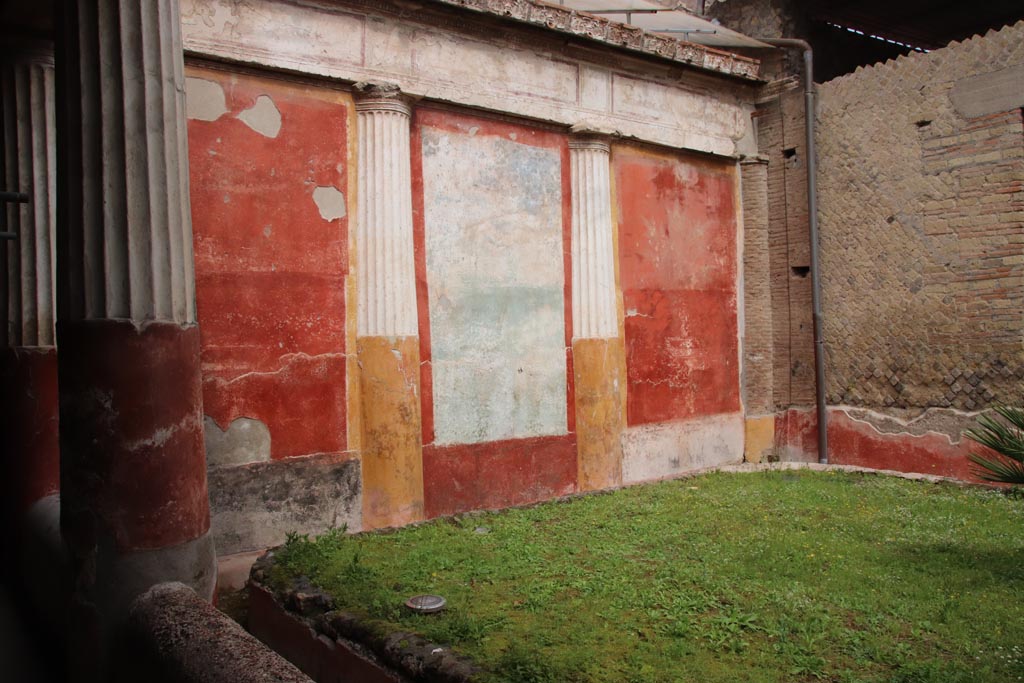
187;67;349;459
423;436;578;518
615;147;740;426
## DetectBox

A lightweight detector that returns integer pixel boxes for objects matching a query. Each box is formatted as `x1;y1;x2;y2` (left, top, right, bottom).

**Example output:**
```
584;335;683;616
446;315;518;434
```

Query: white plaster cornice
180;0;758;157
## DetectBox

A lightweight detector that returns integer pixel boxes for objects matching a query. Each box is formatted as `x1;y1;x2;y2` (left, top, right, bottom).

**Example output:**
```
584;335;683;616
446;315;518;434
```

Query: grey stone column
569;134;617;340
58;0;196;324
1;51;59;508
2;51;56;348
354;82;417;338
55;1;214;675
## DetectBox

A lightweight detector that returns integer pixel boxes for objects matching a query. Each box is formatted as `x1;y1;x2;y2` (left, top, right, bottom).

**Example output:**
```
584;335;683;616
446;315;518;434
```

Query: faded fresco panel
421;122;568;445
186;66;350;460
615;146;740;426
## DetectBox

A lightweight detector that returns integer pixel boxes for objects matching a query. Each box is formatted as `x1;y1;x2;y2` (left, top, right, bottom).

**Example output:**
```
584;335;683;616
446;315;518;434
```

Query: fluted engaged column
55;0;214;669
570;134;627;491
1;51;60;525
354;82;424;529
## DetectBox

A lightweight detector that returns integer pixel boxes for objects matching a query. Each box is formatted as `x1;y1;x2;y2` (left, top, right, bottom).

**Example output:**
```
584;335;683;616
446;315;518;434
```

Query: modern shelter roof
807;0;1024;51
557;0;772;49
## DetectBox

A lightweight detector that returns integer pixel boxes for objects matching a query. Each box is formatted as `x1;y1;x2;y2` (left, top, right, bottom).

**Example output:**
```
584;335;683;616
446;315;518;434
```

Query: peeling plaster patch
312;185;347;221
185;77;229;121
238;95;282;138
204;416;271;468
949;64;1024;119
621;412;744;484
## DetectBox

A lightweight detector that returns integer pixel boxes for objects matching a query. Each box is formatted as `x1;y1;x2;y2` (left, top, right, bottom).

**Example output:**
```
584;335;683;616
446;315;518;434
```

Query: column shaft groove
570;138;617;339
356;100;417;337
62;0;195;325
2;57;56;347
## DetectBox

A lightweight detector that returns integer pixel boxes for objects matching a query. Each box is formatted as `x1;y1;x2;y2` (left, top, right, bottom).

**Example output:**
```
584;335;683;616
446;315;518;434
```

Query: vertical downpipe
758;38;828;464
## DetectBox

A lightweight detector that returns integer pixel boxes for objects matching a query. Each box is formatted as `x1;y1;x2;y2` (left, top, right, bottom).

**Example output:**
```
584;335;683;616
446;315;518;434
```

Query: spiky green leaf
963;405;1024;484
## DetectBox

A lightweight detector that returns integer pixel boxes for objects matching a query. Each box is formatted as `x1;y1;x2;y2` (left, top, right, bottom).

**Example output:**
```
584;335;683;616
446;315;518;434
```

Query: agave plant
963;405;1024;484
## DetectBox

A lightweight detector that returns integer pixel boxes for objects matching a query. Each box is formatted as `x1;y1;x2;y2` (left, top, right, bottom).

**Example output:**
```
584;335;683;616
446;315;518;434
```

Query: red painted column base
58;319;210;551
57;319;216;675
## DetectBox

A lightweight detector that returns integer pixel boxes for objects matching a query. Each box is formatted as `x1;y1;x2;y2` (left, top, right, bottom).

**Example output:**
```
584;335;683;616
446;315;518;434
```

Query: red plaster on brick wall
409;109;580;518
776;408;980;481
187;66;349;459
410;115;435;446
615;147;741;426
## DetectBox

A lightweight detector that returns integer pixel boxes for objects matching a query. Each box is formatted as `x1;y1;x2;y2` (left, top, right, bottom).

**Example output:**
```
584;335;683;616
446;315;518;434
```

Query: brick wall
817;21;1024;412
752;85;816;410
740;158;773;415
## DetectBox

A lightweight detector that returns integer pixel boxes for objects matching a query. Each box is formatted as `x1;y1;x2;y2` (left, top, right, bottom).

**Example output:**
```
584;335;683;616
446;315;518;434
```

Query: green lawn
269;469;1024;683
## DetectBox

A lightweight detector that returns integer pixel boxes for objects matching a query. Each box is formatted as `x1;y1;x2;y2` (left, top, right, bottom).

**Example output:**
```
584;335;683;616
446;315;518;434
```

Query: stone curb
125;581;312;683
249;557;480;683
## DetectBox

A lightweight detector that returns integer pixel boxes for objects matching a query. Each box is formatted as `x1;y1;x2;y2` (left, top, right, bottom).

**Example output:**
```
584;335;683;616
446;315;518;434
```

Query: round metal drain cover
405;594;447;614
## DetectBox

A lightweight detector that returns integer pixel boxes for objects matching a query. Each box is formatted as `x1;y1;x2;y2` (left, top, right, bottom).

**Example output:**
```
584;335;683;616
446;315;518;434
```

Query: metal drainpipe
757;38;828;464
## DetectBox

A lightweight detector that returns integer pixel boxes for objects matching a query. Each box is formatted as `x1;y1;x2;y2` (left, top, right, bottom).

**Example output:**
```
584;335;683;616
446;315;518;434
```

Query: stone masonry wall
817;21;1024;412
